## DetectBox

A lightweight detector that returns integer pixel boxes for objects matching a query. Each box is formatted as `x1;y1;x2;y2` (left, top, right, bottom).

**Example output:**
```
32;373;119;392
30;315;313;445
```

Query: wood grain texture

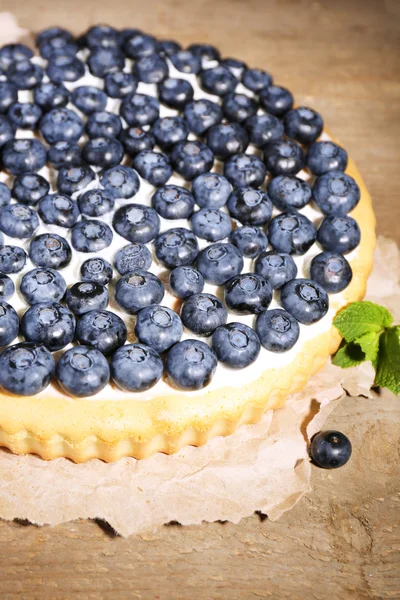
0;0;399;597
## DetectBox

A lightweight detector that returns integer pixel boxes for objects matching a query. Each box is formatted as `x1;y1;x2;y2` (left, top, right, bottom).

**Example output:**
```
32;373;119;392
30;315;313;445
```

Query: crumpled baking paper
0;237;396;536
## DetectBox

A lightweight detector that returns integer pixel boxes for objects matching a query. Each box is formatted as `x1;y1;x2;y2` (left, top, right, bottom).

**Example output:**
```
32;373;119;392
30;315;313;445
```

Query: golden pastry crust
0;139;376;462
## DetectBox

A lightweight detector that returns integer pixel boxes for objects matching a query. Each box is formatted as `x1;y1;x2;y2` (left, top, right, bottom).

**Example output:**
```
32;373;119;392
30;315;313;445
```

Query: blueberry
20;267;67;304
0;245;27;273
159;40;182;57
0;182;10;208
224;153;266;188
56;346;110;397
47;54;85;83
191;208;232;241
312;171;360;216
114;243;152;274
196;243;243;285
82;136;124;168
71;86;107;115
154;228;199;268
222;93;257;123
86;110;122;138
212;322;261;368
0;301;19;346
0;342;55;396
78;188;115;217
187;43;220;68
166;339;217;391
104;71;137;98
0;43;33;70
229;225;268;258
120;93;159;127
170;50;201;74
133;150;172;186
76;309;127;355
115;270;164;314
1;138;47;175
133;54;168;84
48;141;82;169
7;102;42;130
259;85;294;117
227;188;272;226
81;257;114;285
263;140;305;177
280;278;329;324
0;82;18;113
37;27;74;49
0;203;39;238
268;213;316;255
310;251;352;293
317;215;361;254
152;116;188;150
29;233;72;269
100;165;140;200
183;99;223;135
84;24;120;49
39;107;84;144
12;173;49;206
206;123;249;160
306;141;348;175
57;165;95;195
158;78;194;110
123;32;158;59
267;175;312;211
0;114;16;147
255;308;300;352
71;220;113;253
220;57;248;79
0;274;15;301
310;430;352;469
21;302;75;351
255;251;298;289
284;107;323;145
225;273;272;314
244;113;284;147
88;48;125;78
38;193;80;228
7;59;43;90
199;66;238;96
34;81;70;111
169;266;204;299
152;185;195;219
170;140;214;181
135;305;183;353
66;281;109;315
111;343;163;392
39;37;78;60
119;126;155;156
192;173;231;209
113;204;160;243
242;67;272;92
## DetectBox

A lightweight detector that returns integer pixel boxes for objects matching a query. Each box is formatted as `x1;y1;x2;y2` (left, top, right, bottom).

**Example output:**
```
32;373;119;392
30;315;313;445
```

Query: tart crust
0;136;376;462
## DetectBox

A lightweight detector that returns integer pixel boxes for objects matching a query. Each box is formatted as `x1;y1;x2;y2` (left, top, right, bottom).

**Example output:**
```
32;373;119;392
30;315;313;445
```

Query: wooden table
0;0;399;597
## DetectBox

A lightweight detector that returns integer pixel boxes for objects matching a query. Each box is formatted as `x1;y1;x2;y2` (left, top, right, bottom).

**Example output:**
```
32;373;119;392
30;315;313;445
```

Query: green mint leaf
332;341;365;369
355;330;381;367
333;301;393;342
375;326;400;396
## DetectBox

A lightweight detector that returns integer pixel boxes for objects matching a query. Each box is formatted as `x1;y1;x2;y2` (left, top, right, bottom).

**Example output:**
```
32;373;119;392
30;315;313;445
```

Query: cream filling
0;53;358;401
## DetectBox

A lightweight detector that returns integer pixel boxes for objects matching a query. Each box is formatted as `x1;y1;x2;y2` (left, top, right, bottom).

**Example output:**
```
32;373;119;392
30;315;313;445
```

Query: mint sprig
332;301;400;395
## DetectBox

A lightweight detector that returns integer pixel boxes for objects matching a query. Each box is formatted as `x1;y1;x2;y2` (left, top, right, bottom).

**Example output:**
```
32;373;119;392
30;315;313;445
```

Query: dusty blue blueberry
312;171;360;216
71;220;113;253
264;140;305;177
66;281;109;315
166;339;217;391
317;215;361;254
86;111;122;138
255;308;300;352
120;93;159;126
100;165;140;200
242;68;272;92
7;59;43;89
104;71;137;98
192;173;231;209
0;82;18;113
244;113;284;147
80;258;113;286
0;115;16;147
310;251;353;293
152;116;188;150
29;233;72;269
154;228;199;268
310;430;352;469
57;164;95;195
152;185;194;219
20;267;67;304
170;50;201;74
39;107;84;144
12;172;49;205
229;226;268;259
119;126;155;156
115;270;164;314
76;309;127;356
133;150;172;186
158;78;194;110
284;107;323;145
227;188;272;226
259;85;294;117
1;138;47;175
267;175;312;211
56;346;110;397
206;123;248;160
0;274;15;301
123;32;158;59
225;273;272;315
0;43;33;70
159;40;182;57
0;301;19;346
113;204;160;243
71;86;107;115
0;203;39;238
169;266;204;299
268;213;316;255
39;193;80;228
114;243;152;274
88;47;125;78
200;66;238;96
191;208;232;242
0;342;55;396
183;99;223;135
84;24;119;49
135;305;183;353
82;136;124;168
7;102;42;130
133;54;168;84
187;43;220;68
0;182;11;208
78;188;114;217
222;93;257;123
21;302;75;351
39;36;78;60
306;141;348;175
170;140;214;181
111;343;163;392
48;141;82;170
196;242;243;285
280;278;329;324
36;26;73;48
47;53;85;84
254;251;298;289
0;245;27;273
224;153;266;188
212;322;261;368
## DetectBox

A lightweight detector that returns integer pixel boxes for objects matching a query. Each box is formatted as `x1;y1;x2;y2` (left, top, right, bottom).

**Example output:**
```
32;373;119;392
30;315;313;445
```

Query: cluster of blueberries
0;25;362;398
